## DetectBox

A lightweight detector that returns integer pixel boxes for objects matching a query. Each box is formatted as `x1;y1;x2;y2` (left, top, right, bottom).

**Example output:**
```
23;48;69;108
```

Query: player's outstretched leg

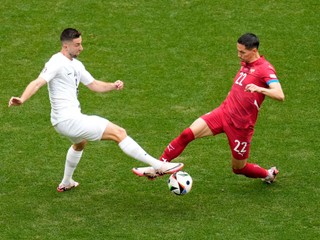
159;128;195;162
119;136;184;170
132;128;193;180
118;136;184;179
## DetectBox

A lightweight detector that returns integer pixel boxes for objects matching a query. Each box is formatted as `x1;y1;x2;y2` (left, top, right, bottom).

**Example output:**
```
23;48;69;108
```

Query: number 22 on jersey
235;72;247;86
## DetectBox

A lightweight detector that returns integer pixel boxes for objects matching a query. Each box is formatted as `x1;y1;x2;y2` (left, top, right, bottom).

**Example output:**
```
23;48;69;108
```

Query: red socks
233;163;268;178
160;128;195;162
160;128;268;179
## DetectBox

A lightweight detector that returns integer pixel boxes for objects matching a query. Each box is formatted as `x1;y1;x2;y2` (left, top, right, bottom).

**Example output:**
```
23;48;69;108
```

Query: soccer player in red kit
133;33;285;183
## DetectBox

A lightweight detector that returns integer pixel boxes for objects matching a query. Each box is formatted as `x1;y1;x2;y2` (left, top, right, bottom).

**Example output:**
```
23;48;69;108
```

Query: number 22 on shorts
234;140;247;156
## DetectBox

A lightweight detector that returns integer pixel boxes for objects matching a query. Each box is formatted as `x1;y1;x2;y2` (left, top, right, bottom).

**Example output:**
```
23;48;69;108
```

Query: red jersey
221;56;279;129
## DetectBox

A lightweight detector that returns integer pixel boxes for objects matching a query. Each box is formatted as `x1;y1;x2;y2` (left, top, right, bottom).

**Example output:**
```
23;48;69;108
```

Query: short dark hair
60;28;81;42
237;33;259;50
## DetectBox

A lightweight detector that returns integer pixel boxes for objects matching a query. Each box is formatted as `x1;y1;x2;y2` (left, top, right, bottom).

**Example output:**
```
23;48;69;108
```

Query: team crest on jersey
250;68;255;73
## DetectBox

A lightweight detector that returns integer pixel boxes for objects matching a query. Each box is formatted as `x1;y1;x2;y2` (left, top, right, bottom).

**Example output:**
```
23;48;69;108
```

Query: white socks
61;137;162;185
118;136;162;169
62;146;83;185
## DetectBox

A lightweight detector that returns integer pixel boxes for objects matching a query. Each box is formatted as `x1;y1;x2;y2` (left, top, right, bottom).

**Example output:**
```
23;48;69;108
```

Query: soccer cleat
157;162;184;175
132;166;158;180
57;180;79;192
263;167;279;184
132;162;184;179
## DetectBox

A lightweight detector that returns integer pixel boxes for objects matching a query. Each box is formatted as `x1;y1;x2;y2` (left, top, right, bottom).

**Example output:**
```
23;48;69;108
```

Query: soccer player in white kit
8;28;183;192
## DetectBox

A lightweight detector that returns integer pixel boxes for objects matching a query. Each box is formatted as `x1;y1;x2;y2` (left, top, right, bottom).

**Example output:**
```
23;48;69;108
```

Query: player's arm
8;77;47;107
245;82;285;101
86;79;124;93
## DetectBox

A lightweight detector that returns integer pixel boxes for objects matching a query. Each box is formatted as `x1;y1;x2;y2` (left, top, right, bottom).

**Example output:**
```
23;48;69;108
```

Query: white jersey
39;52;94;125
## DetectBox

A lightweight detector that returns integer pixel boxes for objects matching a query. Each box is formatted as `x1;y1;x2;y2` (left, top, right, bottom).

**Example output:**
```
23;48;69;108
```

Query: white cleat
57;179;79;192
132;162;184;180
156;162;184;175
132;166;158;180
263;167;279;184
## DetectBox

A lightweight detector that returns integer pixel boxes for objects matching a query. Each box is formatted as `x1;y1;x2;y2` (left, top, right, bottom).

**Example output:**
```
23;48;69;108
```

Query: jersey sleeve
261;63;279;86
80;67;94;85
39;60;60;82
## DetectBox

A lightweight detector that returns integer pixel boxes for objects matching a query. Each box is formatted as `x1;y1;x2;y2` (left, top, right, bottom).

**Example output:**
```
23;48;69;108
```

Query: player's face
65;36;83;59
237;43;257;63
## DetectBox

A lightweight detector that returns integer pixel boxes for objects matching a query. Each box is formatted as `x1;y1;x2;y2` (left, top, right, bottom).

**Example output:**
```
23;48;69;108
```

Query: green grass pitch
1;1;319;239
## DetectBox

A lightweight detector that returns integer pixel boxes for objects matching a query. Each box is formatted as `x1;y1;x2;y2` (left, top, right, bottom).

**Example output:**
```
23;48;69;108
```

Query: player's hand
8;97;23;107
114;80;124;90
245;84;261;93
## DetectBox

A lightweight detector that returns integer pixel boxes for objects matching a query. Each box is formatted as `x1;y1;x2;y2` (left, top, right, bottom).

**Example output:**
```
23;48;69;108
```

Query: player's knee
113;126;127;142
102;123;127;143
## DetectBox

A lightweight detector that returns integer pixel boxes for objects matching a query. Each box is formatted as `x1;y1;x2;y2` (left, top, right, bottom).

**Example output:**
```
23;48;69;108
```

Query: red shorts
201;107;254;160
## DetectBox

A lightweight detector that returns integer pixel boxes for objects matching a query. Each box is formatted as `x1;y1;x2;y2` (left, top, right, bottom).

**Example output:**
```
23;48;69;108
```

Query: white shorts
54;114;109;143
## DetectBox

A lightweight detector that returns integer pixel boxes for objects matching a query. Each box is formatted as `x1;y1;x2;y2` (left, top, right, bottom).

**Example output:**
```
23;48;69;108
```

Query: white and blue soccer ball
168;171;193;195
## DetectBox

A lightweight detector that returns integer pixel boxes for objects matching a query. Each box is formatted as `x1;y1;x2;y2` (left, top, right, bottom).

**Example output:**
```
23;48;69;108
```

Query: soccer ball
168;171;193;195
